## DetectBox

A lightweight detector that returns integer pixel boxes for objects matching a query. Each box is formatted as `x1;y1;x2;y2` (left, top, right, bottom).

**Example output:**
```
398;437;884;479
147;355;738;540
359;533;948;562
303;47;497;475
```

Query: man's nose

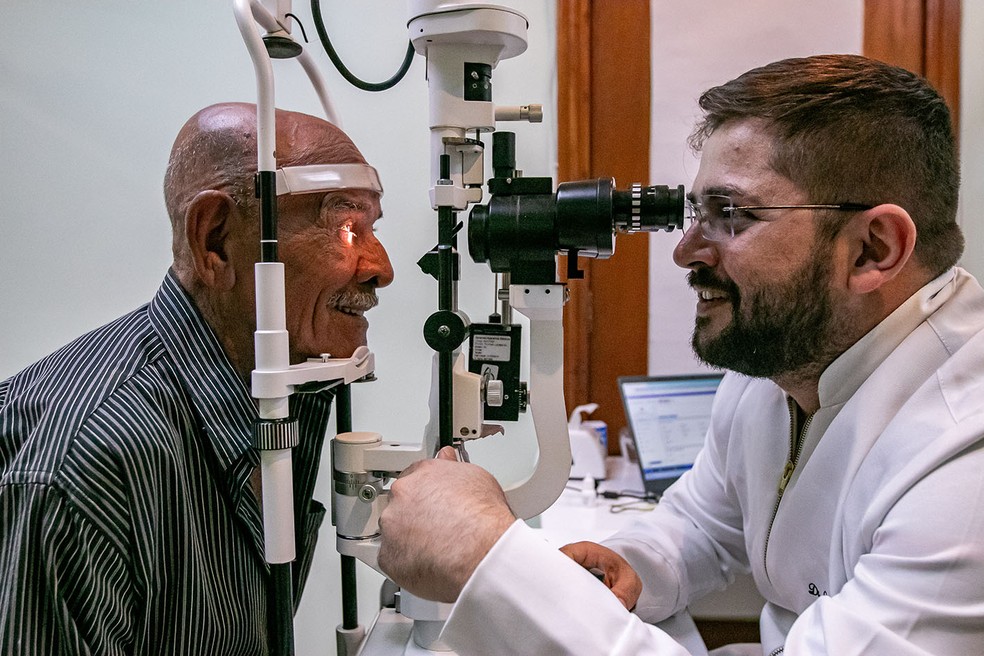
359;236;395;288
672;222;719;270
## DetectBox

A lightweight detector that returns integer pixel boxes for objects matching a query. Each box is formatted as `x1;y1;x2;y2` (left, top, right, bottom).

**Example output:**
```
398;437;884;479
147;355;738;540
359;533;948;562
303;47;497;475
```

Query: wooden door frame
863;0;961;132
557;0;651;446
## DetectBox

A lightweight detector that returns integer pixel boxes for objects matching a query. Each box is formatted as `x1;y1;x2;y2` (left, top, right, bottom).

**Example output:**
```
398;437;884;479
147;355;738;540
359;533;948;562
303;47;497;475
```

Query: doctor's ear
842;204;917;295
184;190;240;291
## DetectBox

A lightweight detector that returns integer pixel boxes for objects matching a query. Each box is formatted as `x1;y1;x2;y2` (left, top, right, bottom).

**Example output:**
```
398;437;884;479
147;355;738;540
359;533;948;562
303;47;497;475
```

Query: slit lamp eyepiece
468;132;685;284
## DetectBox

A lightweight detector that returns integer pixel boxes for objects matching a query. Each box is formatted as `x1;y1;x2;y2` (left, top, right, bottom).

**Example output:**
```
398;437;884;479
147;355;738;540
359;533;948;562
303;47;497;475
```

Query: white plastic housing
407;2;529;200
261;448;296;563
502;284;572;519
332;433;388;577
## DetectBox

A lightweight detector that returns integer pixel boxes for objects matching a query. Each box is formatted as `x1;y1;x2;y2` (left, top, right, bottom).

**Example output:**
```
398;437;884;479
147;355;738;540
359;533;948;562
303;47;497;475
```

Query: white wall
647;0;865;374
960;1;984;280
0;2;556;654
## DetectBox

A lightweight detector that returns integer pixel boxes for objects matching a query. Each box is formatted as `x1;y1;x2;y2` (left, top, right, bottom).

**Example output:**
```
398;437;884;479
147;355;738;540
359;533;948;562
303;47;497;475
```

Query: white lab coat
443;268;984;655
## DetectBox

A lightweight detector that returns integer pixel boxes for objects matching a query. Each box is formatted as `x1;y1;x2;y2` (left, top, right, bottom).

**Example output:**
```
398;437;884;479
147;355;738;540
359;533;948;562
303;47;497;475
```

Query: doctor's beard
689;241;845;379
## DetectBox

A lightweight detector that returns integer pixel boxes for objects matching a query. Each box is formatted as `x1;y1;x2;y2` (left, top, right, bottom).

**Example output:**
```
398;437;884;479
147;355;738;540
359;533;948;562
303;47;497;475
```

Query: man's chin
293;335;368;362
693;316;727;346
691;324;740;371
323;340;368;360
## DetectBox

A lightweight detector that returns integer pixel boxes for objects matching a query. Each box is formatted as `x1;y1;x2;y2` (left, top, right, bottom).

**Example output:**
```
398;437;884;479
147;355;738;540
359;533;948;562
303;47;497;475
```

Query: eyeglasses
685;194;872;241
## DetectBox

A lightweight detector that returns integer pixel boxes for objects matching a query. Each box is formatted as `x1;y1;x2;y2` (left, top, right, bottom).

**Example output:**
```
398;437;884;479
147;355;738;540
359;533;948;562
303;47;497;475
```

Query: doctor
377;54;984;655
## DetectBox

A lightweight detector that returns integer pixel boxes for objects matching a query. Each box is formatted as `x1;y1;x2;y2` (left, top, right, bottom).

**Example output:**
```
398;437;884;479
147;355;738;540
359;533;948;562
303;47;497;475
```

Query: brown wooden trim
863;0;926;73
557;0;594;412
557;0;651;444
586;1;651;448
556;0;593;183
924;0;961;134
864;0;961;133
695;620;762;650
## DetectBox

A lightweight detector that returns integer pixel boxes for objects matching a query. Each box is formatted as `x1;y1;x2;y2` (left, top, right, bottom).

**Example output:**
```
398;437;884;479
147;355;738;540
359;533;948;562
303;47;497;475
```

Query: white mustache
328;289;379;312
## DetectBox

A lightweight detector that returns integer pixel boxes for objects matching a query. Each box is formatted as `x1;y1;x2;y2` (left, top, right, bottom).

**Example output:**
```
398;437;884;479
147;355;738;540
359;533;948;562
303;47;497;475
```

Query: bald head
163;102;366;270
160;103;389;379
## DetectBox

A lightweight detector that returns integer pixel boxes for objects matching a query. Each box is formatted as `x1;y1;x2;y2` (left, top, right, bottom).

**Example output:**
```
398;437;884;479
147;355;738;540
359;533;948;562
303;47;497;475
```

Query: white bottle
568;403;607;481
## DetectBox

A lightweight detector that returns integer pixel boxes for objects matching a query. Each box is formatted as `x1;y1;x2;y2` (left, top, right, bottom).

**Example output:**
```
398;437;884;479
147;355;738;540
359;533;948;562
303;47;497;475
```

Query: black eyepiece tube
612;184;685;233
467;177;686;285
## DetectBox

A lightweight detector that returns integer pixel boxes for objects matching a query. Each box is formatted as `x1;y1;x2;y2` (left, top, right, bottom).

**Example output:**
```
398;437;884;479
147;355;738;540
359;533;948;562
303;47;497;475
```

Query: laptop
618;373;724;498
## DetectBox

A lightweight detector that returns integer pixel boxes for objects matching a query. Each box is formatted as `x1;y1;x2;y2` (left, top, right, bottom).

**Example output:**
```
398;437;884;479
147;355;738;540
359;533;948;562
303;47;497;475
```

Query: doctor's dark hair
690;54;962;276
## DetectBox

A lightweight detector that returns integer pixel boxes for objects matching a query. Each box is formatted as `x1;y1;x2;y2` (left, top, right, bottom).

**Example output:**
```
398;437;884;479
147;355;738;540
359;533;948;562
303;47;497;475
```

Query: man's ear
184;190;240;291
843;204;917;295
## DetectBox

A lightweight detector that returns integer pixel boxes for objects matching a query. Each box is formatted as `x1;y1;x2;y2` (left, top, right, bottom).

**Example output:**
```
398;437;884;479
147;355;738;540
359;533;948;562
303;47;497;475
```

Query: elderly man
0;103;393;653
377;55;984;655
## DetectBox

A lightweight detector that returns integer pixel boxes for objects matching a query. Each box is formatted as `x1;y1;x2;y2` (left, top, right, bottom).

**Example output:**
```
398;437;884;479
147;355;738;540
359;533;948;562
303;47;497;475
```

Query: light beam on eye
339;222;357;246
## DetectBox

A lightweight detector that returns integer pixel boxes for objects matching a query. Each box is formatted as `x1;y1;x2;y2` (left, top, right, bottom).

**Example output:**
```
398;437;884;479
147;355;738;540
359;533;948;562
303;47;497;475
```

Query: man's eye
339;222;356;245
701;198;729;221
729;208;758;226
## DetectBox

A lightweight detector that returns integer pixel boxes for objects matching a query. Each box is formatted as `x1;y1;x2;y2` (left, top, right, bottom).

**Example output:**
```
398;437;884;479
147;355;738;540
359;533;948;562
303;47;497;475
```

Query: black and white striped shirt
0;270;333;654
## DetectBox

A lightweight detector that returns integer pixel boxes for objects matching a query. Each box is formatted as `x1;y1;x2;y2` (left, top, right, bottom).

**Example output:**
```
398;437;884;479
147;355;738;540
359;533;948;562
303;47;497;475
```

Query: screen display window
621;376;722;482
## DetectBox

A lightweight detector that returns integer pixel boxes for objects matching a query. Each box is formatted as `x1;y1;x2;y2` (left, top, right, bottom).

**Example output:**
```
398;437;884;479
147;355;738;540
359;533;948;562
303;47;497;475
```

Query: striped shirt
0;270;333;655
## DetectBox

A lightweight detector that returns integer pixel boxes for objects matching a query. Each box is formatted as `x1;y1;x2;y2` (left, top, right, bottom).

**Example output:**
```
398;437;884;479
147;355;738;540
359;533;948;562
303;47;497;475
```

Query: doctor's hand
378;446;517;603
560;541;643;610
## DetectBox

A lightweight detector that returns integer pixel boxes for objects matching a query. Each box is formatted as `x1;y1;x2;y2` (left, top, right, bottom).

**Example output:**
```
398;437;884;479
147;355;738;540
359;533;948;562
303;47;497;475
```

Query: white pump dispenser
568;403;607;481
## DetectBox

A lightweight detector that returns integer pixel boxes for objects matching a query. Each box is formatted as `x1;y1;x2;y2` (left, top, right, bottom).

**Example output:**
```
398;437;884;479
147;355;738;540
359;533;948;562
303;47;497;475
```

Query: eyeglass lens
686;194;735;241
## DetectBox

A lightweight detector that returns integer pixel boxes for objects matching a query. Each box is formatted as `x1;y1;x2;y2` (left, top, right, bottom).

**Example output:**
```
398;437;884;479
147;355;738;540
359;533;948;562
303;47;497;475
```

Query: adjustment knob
485;379;505;407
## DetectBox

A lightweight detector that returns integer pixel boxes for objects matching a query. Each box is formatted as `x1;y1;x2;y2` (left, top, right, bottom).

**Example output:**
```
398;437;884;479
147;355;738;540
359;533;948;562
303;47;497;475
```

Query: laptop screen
618;374;723;495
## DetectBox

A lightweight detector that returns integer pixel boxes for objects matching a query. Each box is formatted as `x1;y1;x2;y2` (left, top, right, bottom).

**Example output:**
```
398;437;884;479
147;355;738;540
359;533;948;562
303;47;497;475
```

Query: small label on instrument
472;334;512;362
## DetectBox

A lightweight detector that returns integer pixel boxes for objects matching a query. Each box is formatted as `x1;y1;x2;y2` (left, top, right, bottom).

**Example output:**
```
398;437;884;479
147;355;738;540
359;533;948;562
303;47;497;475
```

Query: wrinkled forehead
274;109;368;166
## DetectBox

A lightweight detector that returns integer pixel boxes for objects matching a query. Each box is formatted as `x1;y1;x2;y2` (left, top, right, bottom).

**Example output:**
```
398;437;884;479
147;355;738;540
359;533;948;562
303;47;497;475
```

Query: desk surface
536;458;765;621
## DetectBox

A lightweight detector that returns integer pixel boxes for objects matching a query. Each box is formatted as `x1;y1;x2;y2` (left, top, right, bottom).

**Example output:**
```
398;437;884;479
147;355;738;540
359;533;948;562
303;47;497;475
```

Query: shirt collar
818;267;958;407
148;270;257;472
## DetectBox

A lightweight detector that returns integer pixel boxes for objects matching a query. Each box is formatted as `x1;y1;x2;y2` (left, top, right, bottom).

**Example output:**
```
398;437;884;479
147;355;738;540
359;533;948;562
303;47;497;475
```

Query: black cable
564;484;659;502
310;1;414;92
600;489;659;502
284;13;308;43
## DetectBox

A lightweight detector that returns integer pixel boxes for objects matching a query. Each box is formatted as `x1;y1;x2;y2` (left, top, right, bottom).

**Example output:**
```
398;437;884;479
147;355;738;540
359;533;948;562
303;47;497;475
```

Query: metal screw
358;484;377;502
438;325;451;337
